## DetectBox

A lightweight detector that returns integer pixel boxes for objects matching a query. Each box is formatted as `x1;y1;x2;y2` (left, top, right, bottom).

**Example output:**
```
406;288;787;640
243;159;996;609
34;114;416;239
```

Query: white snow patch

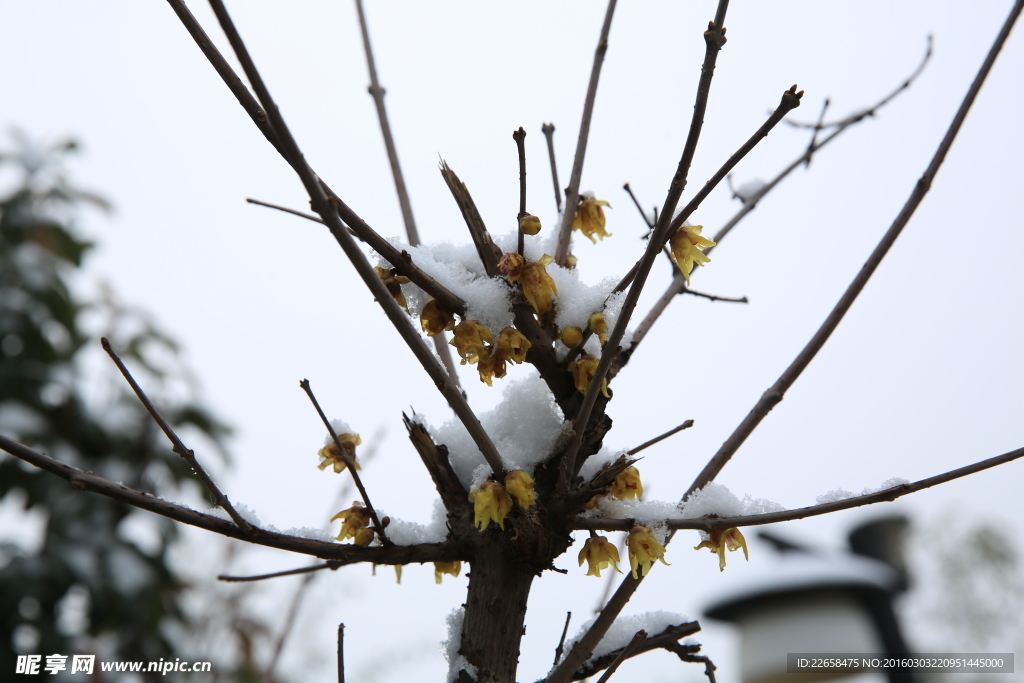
735;179;768;202
816;477;910;505
379;499;449;545
231;502;263;528
555;611;690;666
431;374;566;487
324;418;354;445
282;526;334;543
443;606;477;683
679;482;784;519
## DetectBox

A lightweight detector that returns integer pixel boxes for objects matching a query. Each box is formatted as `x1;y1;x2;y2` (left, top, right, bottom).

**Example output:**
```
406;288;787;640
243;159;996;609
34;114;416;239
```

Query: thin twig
594;630;646;683
558;84;801;495
541;123;562;213
100;337;254;534
683;288;747;304
247;197;324;225
569;622;702;681
622;182;654;230
665;648;717;683
261;573;315;683
202;0;504;478
0;432;463;563
300;379;389;545
165;0;467;317
514;126;528;254
574;444;1024;531
627;420;694;456
553;0;619;265
685;3;1019;498
354;0;419;245
553;611;572;666
219;562;339;583
337;623;346;683
804;97;830;167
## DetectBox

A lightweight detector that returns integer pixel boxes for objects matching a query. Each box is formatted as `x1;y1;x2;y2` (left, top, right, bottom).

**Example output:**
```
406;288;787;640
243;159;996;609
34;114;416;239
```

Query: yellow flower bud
374;266;411;312
564;254;578;269
496;327;531;364
498;252;525;282
609;466;643;501
560;326;583;348
578;535;622;577
627;525;670;578
519;214;542;235
519;255;558;315
434;560;462;584
568;354;610;398
504;470;536;508
353;527;375;548
588;312;609;345
477;351;507;387
694;527;749;572
468;480;513;531
668;224;715;285
331;502;370;542
450;320;493;365
420;299;456;336
317;432;363;473
572;197;612;243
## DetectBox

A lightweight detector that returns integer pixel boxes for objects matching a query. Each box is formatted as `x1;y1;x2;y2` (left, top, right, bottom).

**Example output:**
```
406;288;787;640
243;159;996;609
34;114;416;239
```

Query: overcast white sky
2;1;1022;681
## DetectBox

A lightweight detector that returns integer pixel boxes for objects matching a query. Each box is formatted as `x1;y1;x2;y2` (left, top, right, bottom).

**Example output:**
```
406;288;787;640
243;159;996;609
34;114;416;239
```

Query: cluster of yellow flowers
584;465;643;511
447;321;532;386
578;525;670;579
694;526;749;571
468;470;536;531
501;252;559;316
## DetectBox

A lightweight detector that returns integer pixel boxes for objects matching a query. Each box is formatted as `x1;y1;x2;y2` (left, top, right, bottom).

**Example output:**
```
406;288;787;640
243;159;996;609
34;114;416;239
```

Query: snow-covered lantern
703;541;909;683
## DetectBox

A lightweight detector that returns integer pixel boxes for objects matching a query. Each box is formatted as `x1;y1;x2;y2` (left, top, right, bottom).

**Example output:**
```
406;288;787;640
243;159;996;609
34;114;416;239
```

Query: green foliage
0;132;231;677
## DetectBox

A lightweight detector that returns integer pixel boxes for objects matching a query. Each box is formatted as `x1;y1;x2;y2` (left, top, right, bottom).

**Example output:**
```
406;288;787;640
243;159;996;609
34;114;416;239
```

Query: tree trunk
459;540;536;683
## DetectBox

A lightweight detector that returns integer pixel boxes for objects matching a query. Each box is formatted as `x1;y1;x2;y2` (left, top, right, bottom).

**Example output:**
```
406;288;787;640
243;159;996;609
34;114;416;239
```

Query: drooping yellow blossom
353;527;375;548
610;466;643;501
588;312;609;345
434;561;462;584
331;502;370;542
496;327;531;364
519;214;542;235
572;197;612;243
568;354;610;398
468;480;513;531
627;525;670;579
394;565;402;583
420;299;455;336
564;254;578;269
317;432;363;473
579;535;622;577
476;351;507;387
519;255;558;315
669;223;716;285
560;326;583;348
450;320;493;365
504;470;536;508
373;266;410;312
694;527;749;572
498;252;525;281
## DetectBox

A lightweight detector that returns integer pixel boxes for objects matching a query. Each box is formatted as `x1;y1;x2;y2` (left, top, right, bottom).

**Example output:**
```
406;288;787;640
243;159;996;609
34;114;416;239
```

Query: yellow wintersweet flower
610;466;643;501
504;470;536;508
694;527;749;572
568;354;610;398
434;561;462;584
496;327;531;364
420;299;455;336
373;266;411;312
627;525;670;579
498;252;525;281
353;527;375;548
564;254;578;269
519;214;542;235
317;432;362;473
669;224;716;285
588;312;609;345
559;326;583;348
476;351;507;387
572;197;612;243
331;502;370;542
468;480;513;531
579;535;622;577
450;320;493;365
518;255;559;316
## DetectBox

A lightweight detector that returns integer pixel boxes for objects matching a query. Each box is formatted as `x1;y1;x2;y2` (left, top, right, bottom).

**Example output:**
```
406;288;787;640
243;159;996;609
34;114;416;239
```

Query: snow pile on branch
378;499;449;545
554;610;691;667
816;477;910;505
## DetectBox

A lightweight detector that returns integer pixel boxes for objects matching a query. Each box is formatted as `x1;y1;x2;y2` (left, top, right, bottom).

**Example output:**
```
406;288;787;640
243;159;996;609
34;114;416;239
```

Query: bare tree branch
553;611;572;666
541;123;562;213
574;444;1024;532
200;0;505;478
803;97;831;167
514;126;528;254
622;182;655;230
439;161;502;278
627;419;694;456
0;432;464;563
560;622;702;682
101;337;254;534
261;573;316;683
219;562;338;583
682;287;747;304
553;0;619;265
685;3;1019;498
300;379;390;545
337;623;346;683
247;197;326;226
593;630;646;683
